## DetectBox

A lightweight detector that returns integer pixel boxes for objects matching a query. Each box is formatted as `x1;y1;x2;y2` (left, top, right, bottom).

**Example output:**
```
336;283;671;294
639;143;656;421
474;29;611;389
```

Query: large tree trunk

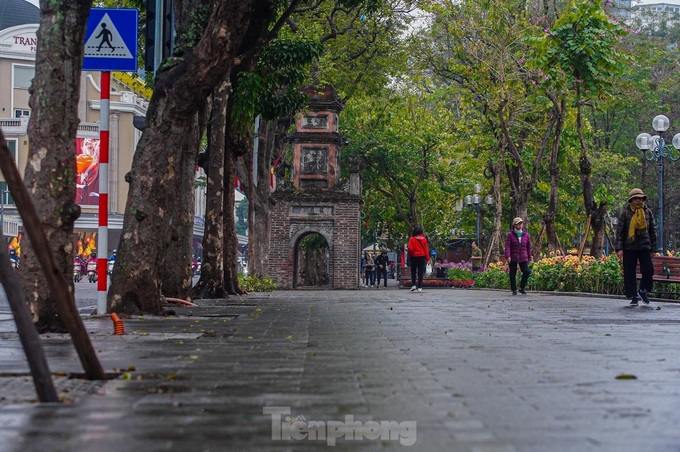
544;96;566;255
299;247;328;286
224;147;242;294
193;83;229;299
20;0;91;331
506;162;529;226
239;118;274;279
498;111;546;233
486;157;503;266
249;119;276;278
577;95;605;258
236;115;289;280
222;88;250;294
109;1;275;314
160;111;199;301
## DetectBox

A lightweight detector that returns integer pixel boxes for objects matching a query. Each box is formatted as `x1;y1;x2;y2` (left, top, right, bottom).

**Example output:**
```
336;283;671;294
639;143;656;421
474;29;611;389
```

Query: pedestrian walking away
408;226;430;293
505;217;533;295
374;250;389;288
616;188;657;306
364;252;376;288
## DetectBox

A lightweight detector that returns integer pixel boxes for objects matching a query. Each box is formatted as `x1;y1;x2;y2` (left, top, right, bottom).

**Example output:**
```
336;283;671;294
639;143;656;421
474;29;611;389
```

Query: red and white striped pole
97;71;110;315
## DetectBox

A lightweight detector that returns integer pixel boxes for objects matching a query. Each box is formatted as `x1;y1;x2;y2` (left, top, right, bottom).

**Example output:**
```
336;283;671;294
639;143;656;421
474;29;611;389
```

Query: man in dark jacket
616;188;657;306
374;250;389;289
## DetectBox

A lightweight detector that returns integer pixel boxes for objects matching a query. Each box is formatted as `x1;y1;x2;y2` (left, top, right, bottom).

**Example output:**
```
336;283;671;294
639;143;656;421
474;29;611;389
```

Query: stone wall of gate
269;191;361;289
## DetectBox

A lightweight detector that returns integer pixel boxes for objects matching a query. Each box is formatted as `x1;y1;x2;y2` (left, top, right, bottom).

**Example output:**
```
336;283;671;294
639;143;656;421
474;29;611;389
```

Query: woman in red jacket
408;226;430;292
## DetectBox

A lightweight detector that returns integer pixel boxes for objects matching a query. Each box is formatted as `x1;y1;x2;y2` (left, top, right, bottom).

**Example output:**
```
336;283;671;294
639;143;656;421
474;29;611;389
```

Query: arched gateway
268;86;361;289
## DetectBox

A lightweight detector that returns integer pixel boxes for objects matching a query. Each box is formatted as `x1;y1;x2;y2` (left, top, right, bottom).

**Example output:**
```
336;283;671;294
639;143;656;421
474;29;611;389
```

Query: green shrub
447;267;473;282
651;281;680;300
238;274;278;292
474;254;624;295
473;262;508;289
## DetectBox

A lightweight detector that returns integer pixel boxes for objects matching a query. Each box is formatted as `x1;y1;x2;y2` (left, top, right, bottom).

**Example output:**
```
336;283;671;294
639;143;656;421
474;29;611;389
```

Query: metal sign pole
97;72;110;315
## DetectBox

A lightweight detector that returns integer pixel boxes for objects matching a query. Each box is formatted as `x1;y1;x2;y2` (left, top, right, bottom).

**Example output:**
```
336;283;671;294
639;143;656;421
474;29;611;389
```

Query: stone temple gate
268;86;361;289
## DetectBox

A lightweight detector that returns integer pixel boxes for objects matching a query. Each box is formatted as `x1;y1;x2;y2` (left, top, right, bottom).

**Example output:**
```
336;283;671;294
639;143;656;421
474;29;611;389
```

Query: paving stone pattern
0;289;679;451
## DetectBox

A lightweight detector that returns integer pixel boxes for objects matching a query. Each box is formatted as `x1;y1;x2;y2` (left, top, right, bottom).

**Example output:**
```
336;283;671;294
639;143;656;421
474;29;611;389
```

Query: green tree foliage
526;1;629;96
416;0;560;259
526;0;629;257
342;84;460;247
232;38;324;131
309;0;415;101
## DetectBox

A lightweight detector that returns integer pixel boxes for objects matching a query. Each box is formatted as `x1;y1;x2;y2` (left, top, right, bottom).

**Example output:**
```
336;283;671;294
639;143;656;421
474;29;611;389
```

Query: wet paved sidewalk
0;288;679;451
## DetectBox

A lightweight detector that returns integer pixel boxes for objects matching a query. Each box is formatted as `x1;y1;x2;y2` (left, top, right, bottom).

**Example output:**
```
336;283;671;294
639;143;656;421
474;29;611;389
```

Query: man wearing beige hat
505;217;533;295
615;188;657;306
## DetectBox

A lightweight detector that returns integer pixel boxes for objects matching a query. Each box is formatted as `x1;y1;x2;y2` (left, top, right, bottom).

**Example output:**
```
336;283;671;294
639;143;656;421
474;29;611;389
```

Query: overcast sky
637;0;680;4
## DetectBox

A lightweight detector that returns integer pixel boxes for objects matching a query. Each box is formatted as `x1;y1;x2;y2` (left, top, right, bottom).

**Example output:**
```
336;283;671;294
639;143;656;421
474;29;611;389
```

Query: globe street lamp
456;184;493;245
635;114;680;254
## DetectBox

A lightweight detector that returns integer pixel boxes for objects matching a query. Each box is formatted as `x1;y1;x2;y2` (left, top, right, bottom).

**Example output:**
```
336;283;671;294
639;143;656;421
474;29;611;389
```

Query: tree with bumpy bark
108;0;281;314
20;0;91;332
108;0;386;313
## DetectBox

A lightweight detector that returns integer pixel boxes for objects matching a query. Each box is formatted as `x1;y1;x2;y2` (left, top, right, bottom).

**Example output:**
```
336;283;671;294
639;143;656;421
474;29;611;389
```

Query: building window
0;140;17;204
0;182;15;205
5;139;16;163
14;109;30;118
13;65;35;89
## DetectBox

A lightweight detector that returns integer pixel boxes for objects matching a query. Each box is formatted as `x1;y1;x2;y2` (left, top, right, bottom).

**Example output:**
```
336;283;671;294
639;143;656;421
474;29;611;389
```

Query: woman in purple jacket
505;217;533;295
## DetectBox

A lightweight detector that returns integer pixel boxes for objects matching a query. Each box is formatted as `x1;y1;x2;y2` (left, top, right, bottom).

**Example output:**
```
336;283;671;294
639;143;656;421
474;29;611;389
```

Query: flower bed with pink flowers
399;263;476;289
449;280;474;288
400;279;475;288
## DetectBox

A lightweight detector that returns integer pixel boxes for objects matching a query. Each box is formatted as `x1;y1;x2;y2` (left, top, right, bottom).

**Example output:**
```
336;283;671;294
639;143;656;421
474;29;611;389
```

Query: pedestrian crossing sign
83;8;138;72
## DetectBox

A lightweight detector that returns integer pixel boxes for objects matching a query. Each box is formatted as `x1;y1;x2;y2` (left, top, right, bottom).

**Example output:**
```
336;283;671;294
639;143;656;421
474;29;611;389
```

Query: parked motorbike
8;249;19;271
108;250;116;276
73;257;85;283
86;259;97;283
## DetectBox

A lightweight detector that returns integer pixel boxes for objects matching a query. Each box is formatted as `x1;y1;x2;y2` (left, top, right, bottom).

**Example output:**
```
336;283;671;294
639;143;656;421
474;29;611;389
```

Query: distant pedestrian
374;250;389;289
434;258;448;278
364;252;376;288
616;188;657;306
408;226;430;293
471;241;483;272
505;217;533;295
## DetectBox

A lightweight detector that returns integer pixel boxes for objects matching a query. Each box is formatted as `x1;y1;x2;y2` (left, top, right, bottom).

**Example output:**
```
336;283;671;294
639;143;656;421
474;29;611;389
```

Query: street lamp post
464;192;481;245
635;114;680;254
606;214;618;256
457;184;494;246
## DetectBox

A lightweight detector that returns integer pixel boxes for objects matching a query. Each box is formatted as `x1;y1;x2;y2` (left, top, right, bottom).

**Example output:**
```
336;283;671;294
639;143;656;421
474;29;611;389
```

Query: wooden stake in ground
0;128;106;380
578;215;592;260
0;244;58;402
